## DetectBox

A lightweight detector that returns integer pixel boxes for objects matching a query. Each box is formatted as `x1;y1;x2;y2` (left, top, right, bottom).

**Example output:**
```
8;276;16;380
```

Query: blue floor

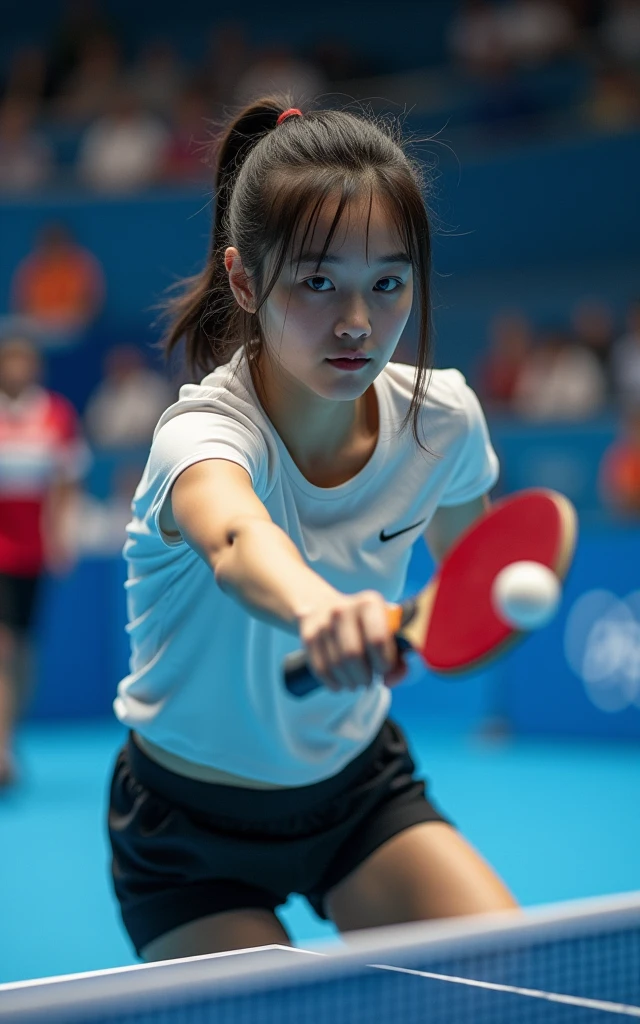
1;715;639;985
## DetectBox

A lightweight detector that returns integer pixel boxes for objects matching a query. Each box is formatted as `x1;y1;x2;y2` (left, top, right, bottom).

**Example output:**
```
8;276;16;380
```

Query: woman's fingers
300;590;398;692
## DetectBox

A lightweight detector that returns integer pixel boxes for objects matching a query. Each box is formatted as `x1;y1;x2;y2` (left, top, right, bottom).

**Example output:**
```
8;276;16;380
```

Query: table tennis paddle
284;488;577;697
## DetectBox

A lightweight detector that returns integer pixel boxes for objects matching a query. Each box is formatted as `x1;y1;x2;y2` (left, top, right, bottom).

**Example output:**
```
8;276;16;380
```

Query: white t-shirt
114;351;499;785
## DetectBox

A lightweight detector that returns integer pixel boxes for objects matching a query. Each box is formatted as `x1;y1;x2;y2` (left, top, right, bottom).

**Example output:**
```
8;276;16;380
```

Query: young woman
108;99;518;963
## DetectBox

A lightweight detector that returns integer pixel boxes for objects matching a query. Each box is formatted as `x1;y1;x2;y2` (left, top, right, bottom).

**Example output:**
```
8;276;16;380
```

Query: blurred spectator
11;223;105;337
449;2;543;130
449;0;576;79
198;22;252;105
600;0;640;68
234;46;326;106
599;406;640;517
47;0;117;100
311;39;375;84
0;98;53;192
513;329;607;419
0;336;88;787
585;62;640;131
498;0;576;66
77;91;170;192
84;346;174;449
476;311;533;410
162;86;213;184
447;0;508;77
1;45;47;105
570;298;615;395
127;39;185;117
54;31;123;124
612;300;640;408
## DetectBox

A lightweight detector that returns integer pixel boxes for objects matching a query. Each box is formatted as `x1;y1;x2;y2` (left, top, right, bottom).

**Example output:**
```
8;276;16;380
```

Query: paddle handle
283;602;414;697
283;649;320;697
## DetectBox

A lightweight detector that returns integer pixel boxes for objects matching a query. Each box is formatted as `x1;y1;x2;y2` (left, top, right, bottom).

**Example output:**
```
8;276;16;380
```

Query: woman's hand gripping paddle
283;488;577;697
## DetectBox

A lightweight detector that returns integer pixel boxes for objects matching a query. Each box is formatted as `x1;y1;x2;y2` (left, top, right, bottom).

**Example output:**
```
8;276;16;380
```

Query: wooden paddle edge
391;580;438;651
548;490;578;580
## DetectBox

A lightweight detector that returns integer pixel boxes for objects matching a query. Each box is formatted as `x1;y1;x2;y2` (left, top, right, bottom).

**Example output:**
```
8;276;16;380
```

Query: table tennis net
2;891;639;1024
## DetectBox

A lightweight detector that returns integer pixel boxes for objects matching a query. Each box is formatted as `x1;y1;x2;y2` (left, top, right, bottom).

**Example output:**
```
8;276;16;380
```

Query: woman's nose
335;296;372;339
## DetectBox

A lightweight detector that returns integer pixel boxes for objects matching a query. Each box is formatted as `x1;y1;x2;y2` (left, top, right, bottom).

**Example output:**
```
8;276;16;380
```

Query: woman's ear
225;247;256;314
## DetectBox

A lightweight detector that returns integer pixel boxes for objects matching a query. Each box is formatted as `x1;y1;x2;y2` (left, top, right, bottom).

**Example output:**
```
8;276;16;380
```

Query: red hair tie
276;108;303;126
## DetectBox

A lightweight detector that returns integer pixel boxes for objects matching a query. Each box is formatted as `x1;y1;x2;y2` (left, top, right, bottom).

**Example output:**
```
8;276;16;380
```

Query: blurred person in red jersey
77;89;170;192
161;86;212;185
612;300;640;409
0;98;53;193
599;406;640;518
11;222;105;340
513;328;607;420
0;336;89;788
84;345;174;450
476;311;533;411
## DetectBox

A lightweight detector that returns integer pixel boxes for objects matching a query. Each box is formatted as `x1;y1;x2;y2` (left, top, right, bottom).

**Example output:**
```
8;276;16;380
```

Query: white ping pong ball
491;561;561;631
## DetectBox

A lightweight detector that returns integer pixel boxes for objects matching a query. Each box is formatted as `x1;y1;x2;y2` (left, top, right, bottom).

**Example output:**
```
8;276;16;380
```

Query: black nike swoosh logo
379;518;426;542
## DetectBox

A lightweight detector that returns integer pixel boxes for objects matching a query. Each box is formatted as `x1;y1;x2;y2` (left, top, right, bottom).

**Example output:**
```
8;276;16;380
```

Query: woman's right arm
167;459;399;691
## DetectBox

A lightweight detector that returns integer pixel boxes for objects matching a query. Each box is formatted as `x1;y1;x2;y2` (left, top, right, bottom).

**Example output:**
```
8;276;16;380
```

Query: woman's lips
326;356;371;371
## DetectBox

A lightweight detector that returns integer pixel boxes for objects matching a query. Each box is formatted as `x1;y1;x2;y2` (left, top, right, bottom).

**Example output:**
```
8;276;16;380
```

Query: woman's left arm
423;494;491;566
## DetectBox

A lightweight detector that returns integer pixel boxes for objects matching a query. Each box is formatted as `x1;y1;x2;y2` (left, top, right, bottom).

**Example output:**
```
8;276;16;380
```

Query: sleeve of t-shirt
145;408;269;543
437;374;500;507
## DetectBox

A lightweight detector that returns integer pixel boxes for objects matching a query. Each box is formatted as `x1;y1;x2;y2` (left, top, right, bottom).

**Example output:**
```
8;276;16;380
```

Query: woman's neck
249;354;379;485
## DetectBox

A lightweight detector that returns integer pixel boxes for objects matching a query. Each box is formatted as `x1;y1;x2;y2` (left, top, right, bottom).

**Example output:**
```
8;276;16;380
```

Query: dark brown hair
163;97;433;445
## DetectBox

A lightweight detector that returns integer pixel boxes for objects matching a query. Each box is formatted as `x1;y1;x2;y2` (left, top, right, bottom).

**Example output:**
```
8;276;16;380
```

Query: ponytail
162;98;284;377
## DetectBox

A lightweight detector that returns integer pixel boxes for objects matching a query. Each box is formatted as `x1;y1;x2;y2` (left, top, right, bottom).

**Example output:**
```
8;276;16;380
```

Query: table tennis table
1;890;639;1023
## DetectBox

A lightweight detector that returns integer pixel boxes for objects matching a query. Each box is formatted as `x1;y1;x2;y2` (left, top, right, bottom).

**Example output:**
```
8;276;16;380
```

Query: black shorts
108;719;451;955
0;573;41;633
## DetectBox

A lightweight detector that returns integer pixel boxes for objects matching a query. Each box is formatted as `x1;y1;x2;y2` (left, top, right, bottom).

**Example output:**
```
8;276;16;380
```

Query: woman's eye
305;276;333;292
375;277;402;292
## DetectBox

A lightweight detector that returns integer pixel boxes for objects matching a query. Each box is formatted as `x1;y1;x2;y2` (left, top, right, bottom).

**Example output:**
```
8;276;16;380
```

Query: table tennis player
108;97;519;965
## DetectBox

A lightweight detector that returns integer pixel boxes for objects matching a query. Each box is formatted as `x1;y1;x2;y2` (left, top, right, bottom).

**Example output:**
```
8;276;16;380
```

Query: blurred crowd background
1;0;640;557
2;0;640;191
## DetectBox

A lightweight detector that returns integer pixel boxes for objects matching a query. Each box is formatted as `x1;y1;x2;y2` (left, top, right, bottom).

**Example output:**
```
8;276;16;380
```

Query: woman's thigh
141;908;291;963
325;822;519;934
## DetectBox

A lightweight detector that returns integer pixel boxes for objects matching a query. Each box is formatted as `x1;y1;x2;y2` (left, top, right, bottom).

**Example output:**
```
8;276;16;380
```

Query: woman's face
257;193;414;401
